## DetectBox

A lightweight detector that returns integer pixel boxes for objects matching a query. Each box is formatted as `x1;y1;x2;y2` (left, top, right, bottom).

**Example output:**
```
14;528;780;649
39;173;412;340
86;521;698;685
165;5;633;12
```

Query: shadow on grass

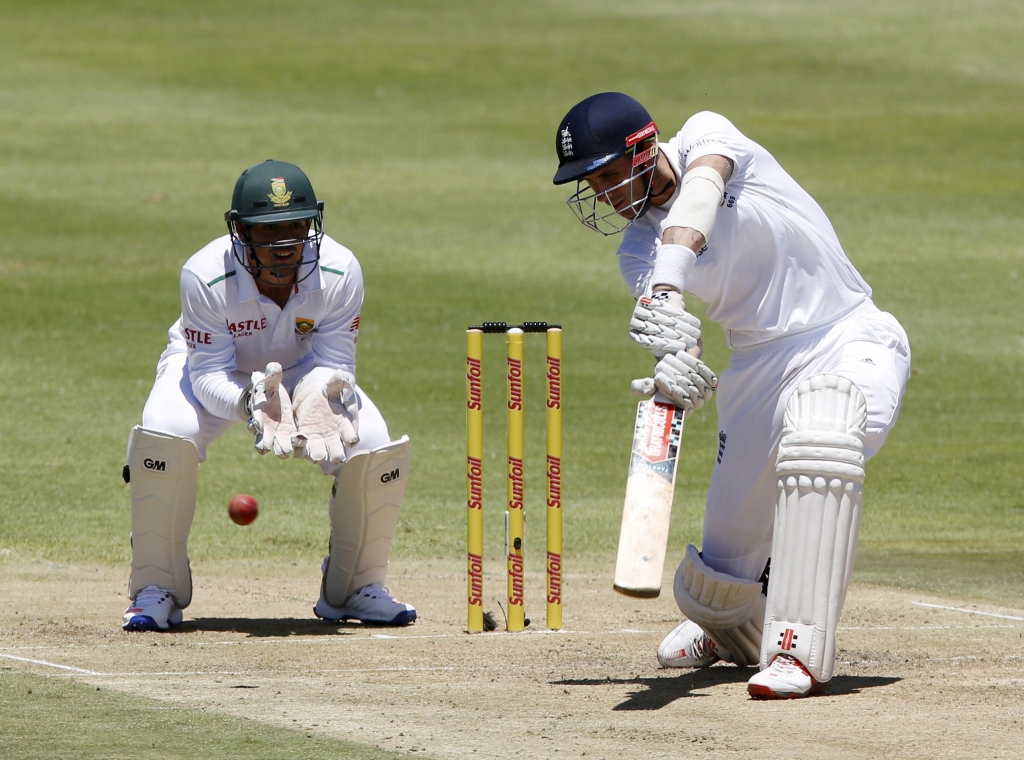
554;668;901;710
180;617;356;637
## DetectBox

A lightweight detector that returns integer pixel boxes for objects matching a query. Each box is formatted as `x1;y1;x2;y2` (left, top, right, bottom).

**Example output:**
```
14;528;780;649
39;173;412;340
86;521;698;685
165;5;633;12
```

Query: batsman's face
241;220;312;285
587;154;660;220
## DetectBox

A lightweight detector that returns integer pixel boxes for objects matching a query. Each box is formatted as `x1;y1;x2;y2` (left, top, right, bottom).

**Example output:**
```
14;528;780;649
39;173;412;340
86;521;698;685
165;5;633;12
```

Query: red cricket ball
228;494;259;526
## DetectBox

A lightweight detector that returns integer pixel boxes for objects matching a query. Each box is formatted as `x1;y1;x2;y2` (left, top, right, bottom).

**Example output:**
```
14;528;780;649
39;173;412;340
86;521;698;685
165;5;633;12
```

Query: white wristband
650;244;697;292
660;165;725;242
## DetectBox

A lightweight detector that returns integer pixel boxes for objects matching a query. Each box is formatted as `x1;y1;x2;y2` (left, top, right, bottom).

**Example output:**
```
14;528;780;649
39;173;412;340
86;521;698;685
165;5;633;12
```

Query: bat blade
613;398;685;598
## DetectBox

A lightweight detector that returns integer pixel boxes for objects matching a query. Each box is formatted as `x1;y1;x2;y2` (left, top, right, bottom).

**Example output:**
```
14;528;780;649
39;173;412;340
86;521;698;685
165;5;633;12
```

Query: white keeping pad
673;544;766;666
761;374;867;681
126;426;200;608
323;436;410;606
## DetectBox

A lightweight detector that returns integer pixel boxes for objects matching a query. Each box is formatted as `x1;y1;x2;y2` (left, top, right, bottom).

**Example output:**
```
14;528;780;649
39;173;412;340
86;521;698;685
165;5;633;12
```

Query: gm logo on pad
143;459;166;472
381;468;400;483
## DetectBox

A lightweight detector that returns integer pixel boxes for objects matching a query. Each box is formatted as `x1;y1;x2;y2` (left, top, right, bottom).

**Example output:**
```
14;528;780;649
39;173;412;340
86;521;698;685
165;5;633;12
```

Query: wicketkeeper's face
240;220;312;285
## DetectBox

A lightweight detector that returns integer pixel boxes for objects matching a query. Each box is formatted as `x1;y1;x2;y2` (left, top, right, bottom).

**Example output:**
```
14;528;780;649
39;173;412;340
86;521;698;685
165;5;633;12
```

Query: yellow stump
545;328;563;630
466;329;484;632
506;328;526;631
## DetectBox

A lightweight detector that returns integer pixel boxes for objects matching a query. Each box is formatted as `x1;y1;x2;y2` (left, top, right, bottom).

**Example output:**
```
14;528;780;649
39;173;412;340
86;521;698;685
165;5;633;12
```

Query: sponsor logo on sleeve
268;177;292;207
685;136;726;153
349;315;360;332
182;327;212;349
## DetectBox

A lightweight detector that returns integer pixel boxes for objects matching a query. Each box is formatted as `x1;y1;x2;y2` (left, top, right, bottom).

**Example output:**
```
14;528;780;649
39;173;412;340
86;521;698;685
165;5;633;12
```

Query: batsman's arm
660;154;734;250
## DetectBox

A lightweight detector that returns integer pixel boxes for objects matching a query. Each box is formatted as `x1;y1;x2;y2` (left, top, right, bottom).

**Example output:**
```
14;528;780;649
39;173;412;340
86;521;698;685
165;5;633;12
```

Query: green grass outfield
1;0;1022;753
0;670;414;760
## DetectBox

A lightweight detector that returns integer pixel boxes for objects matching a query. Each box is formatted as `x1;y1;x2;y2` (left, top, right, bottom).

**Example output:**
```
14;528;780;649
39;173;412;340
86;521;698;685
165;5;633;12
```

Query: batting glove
632;350;717;414
629;291;702;358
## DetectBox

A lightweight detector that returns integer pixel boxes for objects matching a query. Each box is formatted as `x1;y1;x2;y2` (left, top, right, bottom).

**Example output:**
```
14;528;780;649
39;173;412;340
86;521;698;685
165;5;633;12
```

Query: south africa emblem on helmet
295;318;315;335
268;177;293;207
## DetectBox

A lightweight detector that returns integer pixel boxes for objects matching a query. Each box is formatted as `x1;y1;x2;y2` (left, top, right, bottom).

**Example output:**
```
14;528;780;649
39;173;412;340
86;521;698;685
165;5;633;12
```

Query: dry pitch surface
2;558;1023;759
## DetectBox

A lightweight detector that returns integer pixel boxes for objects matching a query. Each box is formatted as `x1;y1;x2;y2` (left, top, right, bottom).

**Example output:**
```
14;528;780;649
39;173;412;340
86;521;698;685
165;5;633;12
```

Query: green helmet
224;160;325;285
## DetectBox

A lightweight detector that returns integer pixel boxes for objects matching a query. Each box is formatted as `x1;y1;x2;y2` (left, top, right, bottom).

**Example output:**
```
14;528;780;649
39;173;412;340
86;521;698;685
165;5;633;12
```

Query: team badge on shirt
295;317;315;335
268;177;293;207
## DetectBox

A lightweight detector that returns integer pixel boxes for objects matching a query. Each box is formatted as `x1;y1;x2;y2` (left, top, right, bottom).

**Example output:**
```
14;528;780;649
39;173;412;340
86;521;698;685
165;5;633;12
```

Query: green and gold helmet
224;160;325;284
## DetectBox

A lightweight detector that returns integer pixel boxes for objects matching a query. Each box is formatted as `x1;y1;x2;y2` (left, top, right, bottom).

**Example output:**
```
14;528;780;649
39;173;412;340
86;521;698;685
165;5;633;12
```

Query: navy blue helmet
553;93;661;235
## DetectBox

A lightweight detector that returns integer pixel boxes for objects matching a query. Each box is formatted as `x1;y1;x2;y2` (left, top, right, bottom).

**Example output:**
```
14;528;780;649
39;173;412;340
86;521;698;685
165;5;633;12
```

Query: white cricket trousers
140;346;392;467
699;304;911;581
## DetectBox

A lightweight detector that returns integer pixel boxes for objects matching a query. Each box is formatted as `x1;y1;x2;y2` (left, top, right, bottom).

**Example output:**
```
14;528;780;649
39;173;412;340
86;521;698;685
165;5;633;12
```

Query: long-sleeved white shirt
167;233;362;421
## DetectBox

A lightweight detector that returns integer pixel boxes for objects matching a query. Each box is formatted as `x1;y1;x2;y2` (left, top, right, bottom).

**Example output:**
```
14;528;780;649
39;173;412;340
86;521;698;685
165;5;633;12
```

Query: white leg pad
673;544;766;666
323;436;410;606
761;374;867;681
126;426;199;608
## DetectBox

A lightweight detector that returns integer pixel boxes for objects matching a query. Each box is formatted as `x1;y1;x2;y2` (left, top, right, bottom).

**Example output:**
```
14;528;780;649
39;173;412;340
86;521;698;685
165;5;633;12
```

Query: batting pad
126;426;200;608
673;544;766;666
323;436;410;606
761;374;867;682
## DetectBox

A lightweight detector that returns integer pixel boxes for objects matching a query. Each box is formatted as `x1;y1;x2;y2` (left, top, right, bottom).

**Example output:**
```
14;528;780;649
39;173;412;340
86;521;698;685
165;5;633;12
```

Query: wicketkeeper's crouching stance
121;160;416;631
552;93;911;698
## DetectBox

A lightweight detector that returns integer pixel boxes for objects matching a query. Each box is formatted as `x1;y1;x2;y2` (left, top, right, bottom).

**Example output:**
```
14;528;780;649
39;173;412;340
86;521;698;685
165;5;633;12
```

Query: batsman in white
121;160;416;631
553;93;911;698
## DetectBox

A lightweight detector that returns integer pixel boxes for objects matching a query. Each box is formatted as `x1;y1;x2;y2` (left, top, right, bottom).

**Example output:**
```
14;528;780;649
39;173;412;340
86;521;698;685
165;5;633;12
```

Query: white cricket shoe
747;654;824;699
657;620;721;668
314;582;417;626
122;586;183;632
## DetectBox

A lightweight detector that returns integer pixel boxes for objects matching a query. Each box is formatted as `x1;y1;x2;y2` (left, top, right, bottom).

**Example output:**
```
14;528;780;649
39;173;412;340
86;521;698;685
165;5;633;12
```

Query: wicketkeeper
121;160;416;631
553;93;911;698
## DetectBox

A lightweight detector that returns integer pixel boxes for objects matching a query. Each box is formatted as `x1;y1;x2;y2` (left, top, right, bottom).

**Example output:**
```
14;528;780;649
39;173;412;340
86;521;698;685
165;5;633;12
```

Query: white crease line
0;653;105;675
92;666;462;678
912;602;1024;622
370;628;615;640
840;624;1016;631
0;628;651;652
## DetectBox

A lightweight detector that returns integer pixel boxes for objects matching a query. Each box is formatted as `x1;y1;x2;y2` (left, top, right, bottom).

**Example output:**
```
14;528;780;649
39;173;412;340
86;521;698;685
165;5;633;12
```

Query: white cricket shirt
618;111;872;351
167;234;362;421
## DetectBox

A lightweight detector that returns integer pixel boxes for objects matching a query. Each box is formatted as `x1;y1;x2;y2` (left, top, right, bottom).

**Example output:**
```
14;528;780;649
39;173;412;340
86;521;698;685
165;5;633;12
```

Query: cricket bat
613;396;685;598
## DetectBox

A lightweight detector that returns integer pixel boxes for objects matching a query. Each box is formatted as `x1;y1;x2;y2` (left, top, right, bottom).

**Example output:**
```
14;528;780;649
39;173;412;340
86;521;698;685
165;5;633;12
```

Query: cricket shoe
314;582;417;626
657;620;721;668
122;586;183;632
747;654;825;699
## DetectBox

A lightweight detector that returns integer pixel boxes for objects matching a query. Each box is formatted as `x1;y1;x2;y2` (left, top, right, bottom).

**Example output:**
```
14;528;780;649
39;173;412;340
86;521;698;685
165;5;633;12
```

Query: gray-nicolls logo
560;127;573;157
717;431;727;464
